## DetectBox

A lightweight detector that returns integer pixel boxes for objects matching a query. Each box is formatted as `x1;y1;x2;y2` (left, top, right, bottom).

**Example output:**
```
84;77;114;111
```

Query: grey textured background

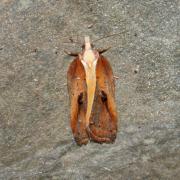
0;0;180;179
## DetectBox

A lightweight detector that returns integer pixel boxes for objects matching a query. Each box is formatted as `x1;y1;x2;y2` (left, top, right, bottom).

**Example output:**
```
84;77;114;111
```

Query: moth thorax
83;50;96;68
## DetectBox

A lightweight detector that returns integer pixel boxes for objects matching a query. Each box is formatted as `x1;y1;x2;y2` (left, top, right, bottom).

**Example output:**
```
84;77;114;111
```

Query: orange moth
66;36;118;145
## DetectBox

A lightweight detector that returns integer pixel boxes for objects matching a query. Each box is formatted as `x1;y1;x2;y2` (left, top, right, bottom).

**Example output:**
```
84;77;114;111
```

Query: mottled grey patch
0;0;179;179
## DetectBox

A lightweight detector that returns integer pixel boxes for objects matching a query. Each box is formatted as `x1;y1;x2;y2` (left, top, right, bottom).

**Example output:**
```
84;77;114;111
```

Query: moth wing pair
67;54;118;145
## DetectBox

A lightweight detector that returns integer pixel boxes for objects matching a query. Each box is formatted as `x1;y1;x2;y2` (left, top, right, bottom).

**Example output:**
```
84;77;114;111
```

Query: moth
66;36;118;145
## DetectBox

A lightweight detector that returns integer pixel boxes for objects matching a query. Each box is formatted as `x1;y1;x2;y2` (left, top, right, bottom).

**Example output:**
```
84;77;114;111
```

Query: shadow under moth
66;36;118;145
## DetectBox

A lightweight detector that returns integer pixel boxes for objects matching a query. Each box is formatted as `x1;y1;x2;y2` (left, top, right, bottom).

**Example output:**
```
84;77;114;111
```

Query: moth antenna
97;47;111;54
76;35;82;45
63;41;81;45
64;50;79;57
93;31;127;43
63;36;82;45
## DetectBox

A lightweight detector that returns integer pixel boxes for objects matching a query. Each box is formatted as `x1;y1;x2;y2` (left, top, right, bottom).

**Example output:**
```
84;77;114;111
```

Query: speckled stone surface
0;0;179;179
